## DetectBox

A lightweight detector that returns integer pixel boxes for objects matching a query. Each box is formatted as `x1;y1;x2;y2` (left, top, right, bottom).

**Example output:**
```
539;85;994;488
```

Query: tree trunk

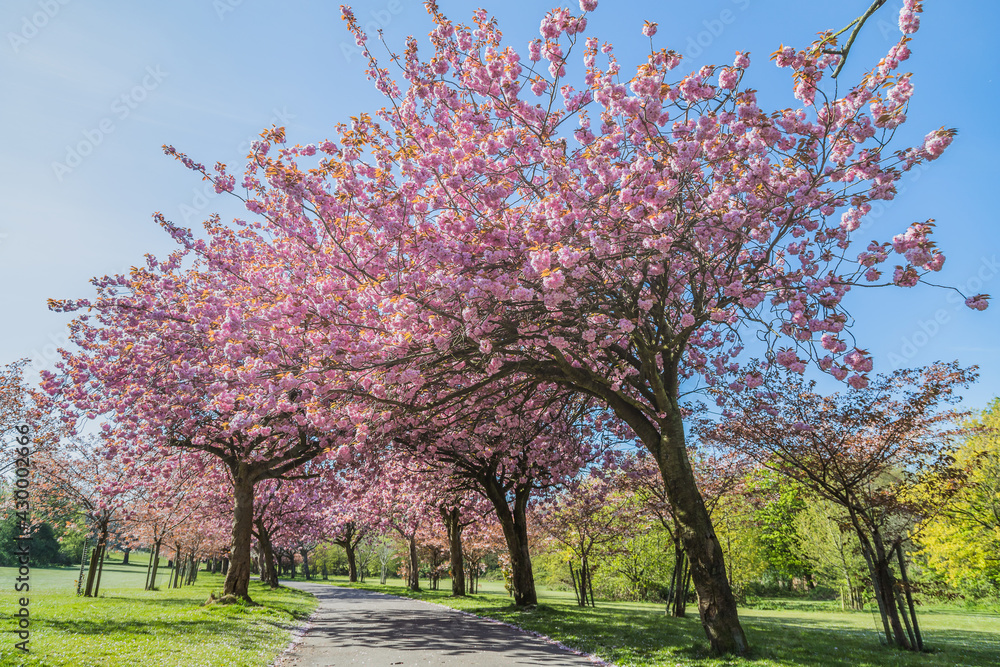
172;543;183;588
145;545;155;590
93;541;107;596
345;543;358;582
256;521;280;588
187;554;198;585
407;536;421;591
146;540;162;591
680;563;692;617
442;507;466;597
869;534;911;650
585;557;596;607
300;548;311;580
481;479;537;606
852;518;912;650
653;421;747;655
83;542;100;597
223;465;256;600
667;539;686;617
569;561;583;606
122;547;130;566
895;543;923;650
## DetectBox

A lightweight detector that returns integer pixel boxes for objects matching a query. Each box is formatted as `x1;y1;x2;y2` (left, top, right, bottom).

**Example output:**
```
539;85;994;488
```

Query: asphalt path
276;581;601;666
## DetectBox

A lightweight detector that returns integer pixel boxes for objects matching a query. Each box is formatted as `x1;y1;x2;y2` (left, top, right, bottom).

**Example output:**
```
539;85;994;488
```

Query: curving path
275;581;601;666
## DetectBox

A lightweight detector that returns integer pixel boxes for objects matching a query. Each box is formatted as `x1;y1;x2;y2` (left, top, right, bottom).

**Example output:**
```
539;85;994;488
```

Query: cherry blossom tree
252;475;332;587
438;490;495;597
355;455;439;591
330;518;368;583
120;450;214;590
461;517;507;594
153;0;986;652
33;436;133;597
385;386;609;606
45;245;360;600
1;361;28;444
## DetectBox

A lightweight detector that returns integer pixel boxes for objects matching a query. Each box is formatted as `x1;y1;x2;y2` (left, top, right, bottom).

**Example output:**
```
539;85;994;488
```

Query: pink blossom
847;374;869;390
718;68;738;90
965;295;990;311
579;0;598;11
528;39;542;62
543;271;566;289
922;129;953;159
899;1;921;34
529;249;551;273
642;21;658;37
893;266;919;287
845;350;873;373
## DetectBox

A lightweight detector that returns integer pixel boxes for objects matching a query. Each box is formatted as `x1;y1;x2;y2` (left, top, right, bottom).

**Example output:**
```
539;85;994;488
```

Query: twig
827;0;890;78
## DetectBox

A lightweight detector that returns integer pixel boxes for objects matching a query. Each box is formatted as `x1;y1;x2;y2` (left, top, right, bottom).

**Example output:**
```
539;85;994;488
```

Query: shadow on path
278;581;599;666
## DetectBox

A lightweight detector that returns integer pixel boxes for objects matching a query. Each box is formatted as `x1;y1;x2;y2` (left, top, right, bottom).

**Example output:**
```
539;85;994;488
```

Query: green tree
748;471;812;589
712;494;769;599
0;513;66;567
916;398;1000;597
794;498;869;609
603;524;676;602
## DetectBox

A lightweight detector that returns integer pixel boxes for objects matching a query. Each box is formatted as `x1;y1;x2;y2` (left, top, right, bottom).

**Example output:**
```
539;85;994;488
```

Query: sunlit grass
0;556;316;666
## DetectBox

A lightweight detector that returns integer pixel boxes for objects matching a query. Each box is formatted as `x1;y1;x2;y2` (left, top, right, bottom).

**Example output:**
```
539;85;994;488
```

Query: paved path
276;581;600;666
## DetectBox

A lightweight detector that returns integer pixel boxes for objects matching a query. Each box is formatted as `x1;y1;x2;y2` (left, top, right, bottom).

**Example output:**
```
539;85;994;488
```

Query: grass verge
318;577;1000;667
0;561;317;667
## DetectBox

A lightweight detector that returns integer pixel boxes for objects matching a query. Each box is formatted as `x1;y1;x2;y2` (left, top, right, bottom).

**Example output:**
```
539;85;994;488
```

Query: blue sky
1;0;996;409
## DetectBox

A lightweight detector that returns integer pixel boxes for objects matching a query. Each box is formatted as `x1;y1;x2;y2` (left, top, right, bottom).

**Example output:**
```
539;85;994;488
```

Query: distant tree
46;254;360;600
793;497;869;610
33;437;133;596
540;473;639;607
707;362;976;650
0;360;28;446
745;471;813;588
916;398;1000;597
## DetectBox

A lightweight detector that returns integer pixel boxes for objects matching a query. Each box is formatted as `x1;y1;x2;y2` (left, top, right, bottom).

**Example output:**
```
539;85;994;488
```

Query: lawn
0;553;316;667
319;576;1000;667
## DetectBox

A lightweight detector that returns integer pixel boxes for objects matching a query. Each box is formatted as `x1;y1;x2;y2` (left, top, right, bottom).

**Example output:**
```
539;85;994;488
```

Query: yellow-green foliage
712;494;770;595
916;398;1000;595
793;497;869;606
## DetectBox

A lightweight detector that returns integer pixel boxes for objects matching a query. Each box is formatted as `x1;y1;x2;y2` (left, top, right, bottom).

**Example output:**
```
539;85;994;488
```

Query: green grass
0;554;317;667
319;576;1000;667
